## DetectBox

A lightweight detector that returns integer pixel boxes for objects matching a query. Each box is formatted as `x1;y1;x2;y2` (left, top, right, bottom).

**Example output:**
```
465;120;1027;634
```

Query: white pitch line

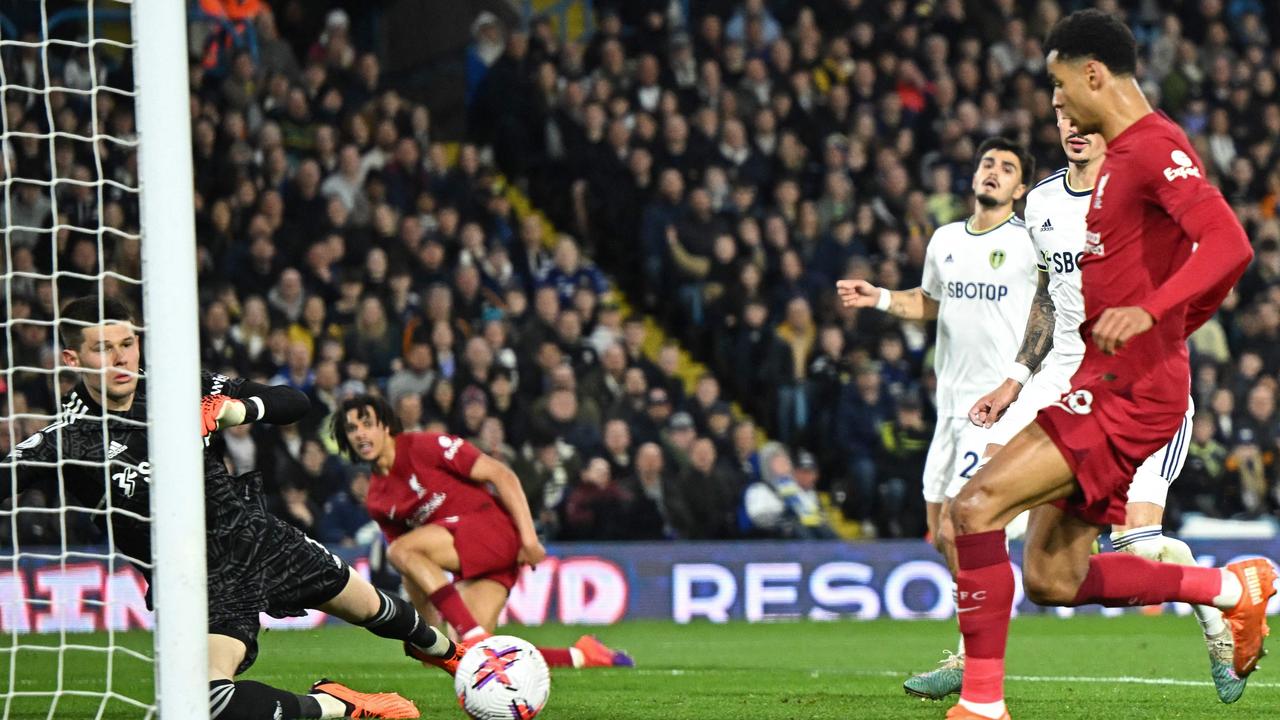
630;668;1280;689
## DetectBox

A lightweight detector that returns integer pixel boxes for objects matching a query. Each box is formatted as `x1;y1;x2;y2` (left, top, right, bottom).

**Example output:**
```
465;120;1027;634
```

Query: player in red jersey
333;394;633;672
940;11;1272;720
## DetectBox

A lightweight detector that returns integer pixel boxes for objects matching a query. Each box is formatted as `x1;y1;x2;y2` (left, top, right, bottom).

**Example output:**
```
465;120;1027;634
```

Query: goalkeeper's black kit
2;371;350;673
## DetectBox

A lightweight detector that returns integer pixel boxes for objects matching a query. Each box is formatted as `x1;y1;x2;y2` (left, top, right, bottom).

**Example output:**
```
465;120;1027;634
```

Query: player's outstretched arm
971;272;1056;427
836;279;939;320
467;454;547;566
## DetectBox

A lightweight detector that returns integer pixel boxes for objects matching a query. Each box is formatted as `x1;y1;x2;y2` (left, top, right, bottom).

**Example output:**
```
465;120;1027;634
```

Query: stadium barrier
5;540;1278;633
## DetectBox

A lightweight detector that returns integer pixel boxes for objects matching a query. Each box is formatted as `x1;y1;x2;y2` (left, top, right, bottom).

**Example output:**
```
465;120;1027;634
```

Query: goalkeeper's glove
200;395;246;437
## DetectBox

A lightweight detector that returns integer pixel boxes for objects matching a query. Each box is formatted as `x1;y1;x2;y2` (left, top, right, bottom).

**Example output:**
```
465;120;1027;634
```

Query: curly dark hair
1045;9;1137;77
331;394;402;458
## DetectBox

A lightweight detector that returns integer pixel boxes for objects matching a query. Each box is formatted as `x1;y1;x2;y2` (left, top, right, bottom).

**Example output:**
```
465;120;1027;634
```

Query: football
454;635;551;720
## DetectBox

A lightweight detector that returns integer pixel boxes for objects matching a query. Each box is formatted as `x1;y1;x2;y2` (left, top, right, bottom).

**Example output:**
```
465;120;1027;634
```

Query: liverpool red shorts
435;508;521;590
1035;381;1186;525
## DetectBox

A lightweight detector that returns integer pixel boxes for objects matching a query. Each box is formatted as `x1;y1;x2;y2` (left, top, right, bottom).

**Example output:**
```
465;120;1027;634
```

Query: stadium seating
2;0;1279;545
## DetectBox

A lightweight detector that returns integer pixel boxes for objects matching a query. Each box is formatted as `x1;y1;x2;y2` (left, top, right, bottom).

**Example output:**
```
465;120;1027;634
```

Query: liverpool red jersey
366;432;504;541
1076;112;1248;411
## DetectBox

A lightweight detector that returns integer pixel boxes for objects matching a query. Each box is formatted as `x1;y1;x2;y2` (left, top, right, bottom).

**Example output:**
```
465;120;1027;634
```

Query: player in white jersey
837;136;1038;674
897;111;1240;704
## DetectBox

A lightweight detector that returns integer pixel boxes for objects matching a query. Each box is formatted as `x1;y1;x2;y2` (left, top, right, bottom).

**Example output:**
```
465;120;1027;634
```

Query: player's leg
1111;403;1196;569
951;421;1272;719
208;633;416;719
385;523;492;641
318;566;457;659
946;422;1086;720
904;421;968;700
1115;409;1241;703
453;577;634;669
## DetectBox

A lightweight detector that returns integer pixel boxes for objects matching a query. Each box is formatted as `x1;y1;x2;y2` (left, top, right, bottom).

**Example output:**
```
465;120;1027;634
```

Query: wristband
1006;362;1033;386
875;288;891;311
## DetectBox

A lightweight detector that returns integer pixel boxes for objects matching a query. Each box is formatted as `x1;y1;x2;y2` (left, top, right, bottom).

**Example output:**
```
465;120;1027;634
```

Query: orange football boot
309;678;420;718
1222;558;1278;676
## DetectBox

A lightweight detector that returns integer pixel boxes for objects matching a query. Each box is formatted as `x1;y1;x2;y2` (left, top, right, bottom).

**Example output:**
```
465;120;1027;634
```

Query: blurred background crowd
3;0;1280;547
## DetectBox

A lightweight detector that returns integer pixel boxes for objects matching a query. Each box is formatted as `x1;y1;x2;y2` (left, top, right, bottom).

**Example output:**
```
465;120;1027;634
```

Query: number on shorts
960;451;979;479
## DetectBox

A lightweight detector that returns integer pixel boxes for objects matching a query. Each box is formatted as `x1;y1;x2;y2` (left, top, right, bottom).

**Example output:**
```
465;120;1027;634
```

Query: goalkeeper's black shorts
205;472;351;675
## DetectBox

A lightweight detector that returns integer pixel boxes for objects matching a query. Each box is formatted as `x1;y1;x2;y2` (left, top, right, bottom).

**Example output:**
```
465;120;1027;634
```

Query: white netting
1;1;156;717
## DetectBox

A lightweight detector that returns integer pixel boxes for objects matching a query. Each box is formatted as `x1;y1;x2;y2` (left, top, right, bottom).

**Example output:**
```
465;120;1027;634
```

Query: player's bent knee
949;485;1001;535
387;526;452;572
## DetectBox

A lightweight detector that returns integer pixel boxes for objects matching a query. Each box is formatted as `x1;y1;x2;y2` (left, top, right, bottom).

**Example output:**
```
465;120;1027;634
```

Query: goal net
1;1;206;717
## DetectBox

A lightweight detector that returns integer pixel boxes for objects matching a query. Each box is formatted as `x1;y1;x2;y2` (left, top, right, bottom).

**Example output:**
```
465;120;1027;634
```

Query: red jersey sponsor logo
1162;150;1201;182
439;434;463;460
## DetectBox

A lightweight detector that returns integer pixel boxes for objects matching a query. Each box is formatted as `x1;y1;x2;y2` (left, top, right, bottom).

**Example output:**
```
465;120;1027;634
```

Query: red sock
538;647;575;667
428;584;480;637
1070;552;1222;607
955;530;1014;704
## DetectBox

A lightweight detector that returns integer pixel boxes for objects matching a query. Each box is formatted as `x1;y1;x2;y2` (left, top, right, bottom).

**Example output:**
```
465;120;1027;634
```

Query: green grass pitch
2;614;1278;719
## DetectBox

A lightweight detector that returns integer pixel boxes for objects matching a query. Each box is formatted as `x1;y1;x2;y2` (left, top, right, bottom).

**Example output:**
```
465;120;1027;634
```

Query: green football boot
904;650;964;700
1206;627;1247;703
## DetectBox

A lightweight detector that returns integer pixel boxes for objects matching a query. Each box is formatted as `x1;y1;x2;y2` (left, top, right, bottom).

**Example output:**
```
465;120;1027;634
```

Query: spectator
561;457;633;540
660;411;698;470
1174;412;1231;519
626;442;678;539
601;418;634;481
872;394;932;538
670;438;738;540
742;445;835;539
386;340;437;405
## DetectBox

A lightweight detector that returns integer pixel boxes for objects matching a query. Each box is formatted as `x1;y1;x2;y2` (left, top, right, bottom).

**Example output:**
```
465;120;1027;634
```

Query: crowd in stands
468;0;1280;533
3;0;1280;546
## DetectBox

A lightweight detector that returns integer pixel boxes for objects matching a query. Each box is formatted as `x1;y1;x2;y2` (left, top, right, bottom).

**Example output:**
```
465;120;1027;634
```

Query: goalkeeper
2;297;461;720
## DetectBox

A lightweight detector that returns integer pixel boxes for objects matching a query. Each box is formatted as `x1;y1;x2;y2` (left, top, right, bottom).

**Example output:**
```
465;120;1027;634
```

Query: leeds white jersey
1023;167;1092;369
921;215;1039;417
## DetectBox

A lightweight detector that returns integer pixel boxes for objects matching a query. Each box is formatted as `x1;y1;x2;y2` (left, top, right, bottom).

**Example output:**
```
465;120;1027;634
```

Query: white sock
1114;529;1228;636
959;697;1006;719
1152;536;1228;636
570;647;585;668
463;626;489;641
1108;525;1163;554
424;626;454;657
1214;569;1243;610
311;693;348;719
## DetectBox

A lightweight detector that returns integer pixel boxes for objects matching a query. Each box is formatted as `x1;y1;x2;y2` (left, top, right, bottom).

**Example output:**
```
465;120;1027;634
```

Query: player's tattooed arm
1014;271;1055;371
835;280;937;319
888;288;940;320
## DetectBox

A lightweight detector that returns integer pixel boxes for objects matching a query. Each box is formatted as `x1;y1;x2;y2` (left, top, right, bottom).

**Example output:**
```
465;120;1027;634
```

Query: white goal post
133;0;210;716
0;0;208;717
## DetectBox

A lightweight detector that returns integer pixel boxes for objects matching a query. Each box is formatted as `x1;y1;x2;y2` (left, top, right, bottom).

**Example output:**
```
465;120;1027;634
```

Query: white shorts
986;361;1075;447
1126;397;1195;507
922;417;992;503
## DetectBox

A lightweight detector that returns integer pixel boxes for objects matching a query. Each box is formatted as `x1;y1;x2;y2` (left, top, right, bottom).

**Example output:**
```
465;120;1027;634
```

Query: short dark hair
332;394;402;458
975;137;1034;187
1045;9;1137;77
58;296;137;350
